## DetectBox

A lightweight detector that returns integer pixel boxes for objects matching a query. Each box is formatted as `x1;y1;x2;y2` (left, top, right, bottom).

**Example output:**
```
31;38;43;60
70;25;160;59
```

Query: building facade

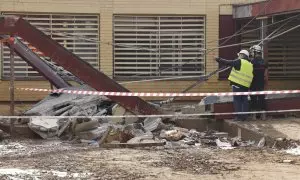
1;0;296;105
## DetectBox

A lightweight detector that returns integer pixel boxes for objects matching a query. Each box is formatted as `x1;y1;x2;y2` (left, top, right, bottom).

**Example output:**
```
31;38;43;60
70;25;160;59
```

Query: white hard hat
250;45;262;53
237;49;249;57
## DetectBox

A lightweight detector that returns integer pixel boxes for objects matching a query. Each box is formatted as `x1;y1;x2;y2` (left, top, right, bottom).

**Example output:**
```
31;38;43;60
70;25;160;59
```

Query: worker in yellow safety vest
215;50;253;121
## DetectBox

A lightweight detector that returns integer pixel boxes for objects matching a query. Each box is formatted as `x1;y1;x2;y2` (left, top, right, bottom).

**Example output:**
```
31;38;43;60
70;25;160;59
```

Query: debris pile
0;86;257;149
24;86;114;117
286;146;300;155
0;114;257;150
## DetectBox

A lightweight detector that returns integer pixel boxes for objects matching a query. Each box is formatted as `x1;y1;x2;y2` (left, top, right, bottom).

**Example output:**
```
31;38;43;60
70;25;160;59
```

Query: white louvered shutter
267;16;300;79
113;15;205;79
1;13;99;79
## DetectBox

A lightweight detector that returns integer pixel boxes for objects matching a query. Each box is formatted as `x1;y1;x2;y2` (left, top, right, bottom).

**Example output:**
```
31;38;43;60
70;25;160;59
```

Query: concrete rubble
216;138;235;150
24;85;114;117
286;146;300;155
28;117;60;139
0;85;267;149
0;114;258;150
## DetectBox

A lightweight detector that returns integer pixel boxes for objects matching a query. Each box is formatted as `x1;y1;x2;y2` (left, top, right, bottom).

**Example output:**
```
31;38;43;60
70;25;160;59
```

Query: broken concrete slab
28;117;60;139
112;104;126;116
111;104;126;124
25;117;107;140
110;104;139;124
223;119;300;148
123;111;139;124
143;117;163;132
216;139;235;150
286;146;300;155
74;120;99;134
257;137;266;148
53;104;73;116
24;85;113;117
77;126;109;140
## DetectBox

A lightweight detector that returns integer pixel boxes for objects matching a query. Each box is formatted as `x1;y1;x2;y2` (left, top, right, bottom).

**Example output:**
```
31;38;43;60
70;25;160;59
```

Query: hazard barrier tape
17;87;300;97
1;109;300;119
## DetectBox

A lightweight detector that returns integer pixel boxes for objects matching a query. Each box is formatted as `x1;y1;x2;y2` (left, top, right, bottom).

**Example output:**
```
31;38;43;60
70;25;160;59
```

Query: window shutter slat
113;15;205;78
2;13;100;79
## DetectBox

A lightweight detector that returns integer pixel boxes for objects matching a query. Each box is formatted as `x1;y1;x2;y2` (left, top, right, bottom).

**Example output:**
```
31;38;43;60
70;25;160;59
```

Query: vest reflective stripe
228;59;253;88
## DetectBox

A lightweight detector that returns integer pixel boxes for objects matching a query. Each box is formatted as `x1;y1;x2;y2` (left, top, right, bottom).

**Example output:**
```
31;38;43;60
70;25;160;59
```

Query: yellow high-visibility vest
228;59;253;88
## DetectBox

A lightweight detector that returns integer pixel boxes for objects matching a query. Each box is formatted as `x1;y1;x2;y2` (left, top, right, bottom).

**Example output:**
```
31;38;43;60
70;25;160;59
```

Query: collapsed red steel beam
1;35;71;89
0;16;162;115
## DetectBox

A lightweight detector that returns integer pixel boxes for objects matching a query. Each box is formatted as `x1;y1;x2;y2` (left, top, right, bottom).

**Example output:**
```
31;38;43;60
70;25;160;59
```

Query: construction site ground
0;139;300;180
0;117;300;180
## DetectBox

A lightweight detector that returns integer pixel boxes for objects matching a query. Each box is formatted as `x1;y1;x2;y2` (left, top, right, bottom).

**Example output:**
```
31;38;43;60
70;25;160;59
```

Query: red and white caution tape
17;87;300;97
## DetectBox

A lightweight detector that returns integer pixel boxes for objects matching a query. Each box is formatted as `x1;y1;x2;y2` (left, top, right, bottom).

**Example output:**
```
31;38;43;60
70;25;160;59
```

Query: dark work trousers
250;86;266;116
232;85;249;120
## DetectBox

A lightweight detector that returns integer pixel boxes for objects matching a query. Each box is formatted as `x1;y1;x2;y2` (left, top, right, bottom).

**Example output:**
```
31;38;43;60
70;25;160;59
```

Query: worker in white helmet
249;45;268;120
216;49;253;121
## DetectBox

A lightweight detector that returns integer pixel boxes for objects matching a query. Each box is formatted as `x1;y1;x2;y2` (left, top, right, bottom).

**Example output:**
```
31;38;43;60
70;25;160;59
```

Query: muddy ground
0;140;300;180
